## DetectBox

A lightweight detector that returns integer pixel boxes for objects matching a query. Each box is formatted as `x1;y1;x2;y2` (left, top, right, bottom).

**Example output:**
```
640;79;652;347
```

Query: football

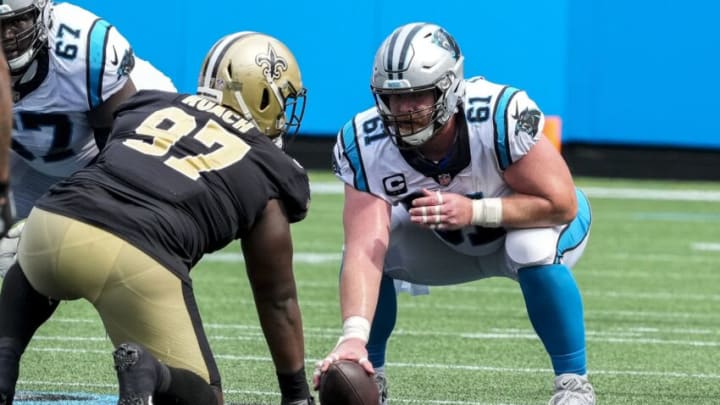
319;360;379;405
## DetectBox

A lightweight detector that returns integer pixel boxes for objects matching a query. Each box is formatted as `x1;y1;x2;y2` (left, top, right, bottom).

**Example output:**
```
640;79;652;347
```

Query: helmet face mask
371;23;465;147
197;32;306;145
375;88;440;149
0;0;51;75
281;84;306;139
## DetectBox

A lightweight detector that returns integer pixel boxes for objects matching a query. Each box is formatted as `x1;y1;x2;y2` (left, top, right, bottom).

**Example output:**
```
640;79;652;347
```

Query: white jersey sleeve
332;108;389;198
489;85;544;170
48;3;134;110
131;57;177;92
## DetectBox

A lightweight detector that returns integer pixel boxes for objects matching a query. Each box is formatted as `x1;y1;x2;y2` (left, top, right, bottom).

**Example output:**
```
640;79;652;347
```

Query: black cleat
113;343;161;405
0;392;13;405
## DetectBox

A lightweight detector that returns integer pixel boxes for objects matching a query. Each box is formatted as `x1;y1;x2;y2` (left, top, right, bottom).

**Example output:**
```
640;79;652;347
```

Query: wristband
0;182;7;196
336;316;371;345
470;198;503;227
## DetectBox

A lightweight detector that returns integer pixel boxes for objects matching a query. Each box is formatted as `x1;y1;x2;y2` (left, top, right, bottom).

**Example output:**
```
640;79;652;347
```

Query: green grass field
9;171;720;404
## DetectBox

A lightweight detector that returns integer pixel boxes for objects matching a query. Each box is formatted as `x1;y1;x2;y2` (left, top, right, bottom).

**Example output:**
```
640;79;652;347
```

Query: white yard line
202;252;341;263
692;242;720;251
311;182;720;202
35;321;720;347
20;346;720;380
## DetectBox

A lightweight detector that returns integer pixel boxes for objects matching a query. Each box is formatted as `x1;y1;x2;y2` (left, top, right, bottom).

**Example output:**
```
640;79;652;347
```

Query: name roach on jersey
181;95;255;133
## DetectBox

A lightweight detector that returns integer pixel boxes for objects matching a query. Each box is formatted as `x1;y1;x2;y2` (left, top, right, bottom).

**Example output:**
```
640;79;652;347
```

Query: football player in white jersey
314;23;595;405
0;0;175;275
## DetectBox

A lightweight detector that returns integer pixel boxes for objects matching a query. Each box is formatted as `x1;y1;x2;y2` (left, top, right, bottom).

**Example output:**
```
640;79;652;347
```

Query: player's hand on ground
409;188;472;230
312;338;373;389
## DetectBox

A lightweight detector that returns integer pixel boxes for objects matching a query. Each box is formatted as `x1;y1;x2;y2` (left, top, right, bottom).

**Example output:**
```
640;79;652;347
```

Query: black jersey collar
12;47;50;102
399;112;470;186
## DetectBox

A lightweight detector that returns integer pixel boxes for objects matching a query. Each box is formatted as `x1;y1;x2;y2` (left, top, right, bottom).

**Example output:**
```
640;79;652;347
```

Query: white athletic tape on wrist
337;316;370;345
471;198;503;227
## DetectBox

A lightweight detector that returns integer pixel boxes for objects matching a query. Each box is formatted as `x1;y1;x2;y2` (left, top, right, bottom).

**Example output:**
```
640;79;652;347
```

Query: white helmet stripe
384;23;425;80
200;31;255;89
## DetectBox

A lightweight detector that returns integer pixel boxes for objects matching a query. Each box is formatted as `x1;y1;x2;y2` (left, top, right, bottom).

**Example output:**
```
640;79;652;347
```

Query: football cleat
113;343;161;405
548;373;596;405
374;372;388;405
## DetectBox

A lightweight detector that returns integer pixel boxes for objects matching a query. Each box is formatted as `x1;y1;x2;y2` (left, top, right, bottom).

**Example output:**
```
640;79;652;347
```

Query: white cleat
374;372;388;405
548;373;596;405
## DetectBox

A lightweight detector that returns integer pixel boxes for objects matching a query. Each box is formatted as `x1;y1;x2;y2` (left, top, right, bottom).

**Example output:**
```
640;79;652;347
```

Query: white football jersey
334;77;544;204
12;3;130;177
10;3;175;216
333;77;545;254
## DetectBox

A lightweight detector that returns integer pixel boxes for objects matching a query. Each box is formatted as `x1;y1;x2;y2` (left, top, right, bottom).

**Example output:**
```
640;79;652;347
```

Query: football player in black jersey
0;32;314;405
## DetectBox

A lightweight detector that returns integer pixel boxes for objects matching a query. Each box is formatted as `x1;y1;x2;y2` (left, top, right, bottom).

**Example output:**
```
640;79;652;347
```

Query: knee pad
505;228;557;268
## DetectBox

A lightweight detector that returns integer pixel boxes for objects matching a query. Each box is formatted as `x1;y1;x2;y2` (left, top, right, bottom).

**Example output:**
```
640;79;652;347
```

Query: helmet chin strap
10;58;38;85
9;51;33;74
401;125;435;147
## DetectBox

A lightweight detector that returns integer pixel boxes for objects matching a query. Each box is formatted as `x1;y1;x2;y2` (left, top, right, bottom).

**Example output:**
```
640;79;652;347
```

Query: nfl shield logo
437;173;452;186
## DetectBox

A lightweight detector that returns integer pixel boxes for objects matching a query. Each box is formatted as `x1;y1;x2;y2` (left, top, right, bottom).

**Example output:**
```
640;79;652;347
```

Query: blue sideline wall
70;1;719;150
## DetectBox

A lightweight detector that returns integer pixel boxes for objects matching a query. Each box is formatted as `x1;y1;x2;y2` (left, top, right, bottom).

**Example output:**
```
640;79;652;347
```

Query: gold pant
18;208;219;386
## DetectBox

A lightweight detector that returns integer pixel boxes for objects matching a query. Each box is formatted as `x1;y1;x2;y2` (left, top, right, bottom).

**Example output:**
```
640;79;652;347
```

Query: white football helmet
0;0;51;75
371;22;465;147
197;32;306;144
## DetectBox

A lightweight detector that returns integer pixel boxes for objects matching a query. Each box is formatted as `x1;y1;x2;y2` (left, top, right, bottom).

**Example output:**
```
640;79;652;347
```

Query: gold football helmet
197;32;306;141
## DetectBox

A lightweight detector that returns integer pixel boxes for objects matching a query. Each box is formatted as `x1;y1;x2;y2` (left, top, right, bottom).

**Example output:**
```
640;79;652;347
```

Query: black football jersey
35;90;310;279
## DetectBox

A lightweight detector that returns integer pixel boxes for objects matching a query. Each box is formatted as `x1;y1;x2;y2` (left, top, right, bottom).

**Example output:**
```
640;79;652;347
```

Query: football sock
0;337;21;397
0;264;59;399
367;275;397;369
518;264;587;375
277;366;311;401
156;366;219;404
0;263;59;346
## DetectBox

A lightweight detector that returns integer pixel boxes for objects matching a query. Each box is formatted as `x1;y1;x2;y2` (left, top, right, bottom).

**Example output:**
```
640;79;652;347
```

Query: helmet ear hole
260;88;270;110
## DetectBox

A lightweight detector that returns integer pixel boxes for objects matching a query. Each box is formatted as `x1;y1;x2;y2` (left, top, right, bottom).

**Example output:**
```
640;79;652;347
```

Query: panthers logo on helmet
512;104;542;138
432;28;461;60
255;44;288;81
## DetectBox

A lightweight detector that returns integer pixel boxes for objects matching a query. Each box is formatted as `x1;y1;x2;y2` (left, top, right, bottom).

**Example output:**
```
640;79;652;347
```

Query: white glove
0;219;25;278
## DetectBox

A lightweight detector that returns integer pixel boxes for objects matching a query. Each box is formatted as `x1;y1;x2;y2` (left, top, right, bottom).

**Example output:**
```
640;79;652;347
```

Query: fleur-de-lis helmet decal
255;44;289;81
